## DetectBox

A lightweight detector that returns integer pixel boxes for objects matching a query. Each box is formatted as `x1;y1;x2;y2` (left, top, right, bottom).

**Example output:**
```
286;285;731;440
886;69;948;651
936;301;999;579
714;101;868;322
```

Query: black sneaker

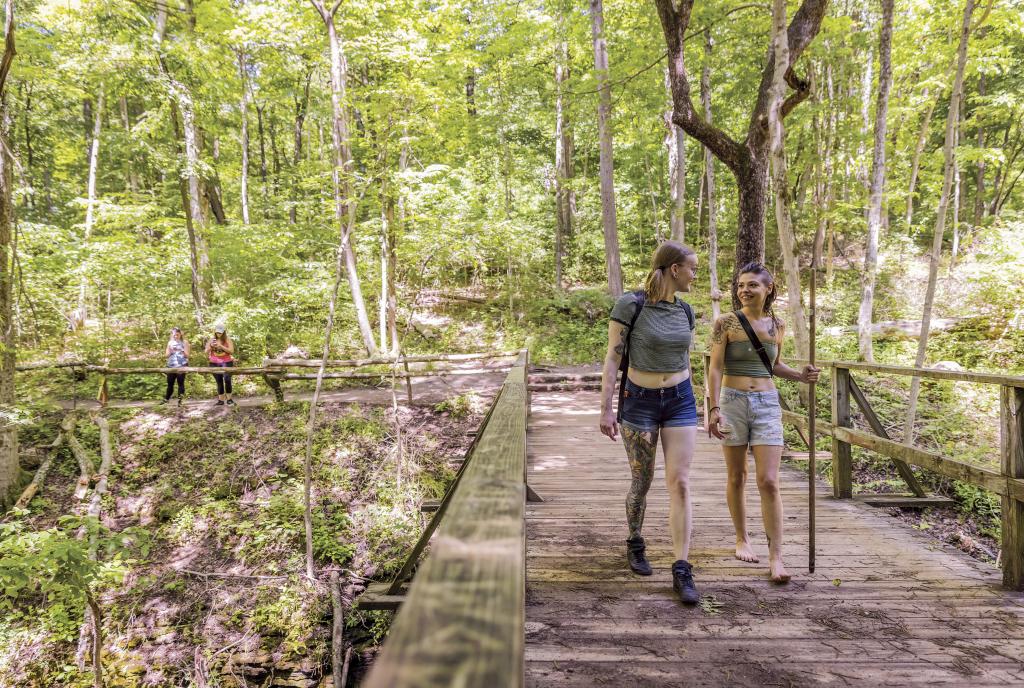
626;536;653;576
177;395;184;407
672;560;699;605
226;399;236;406
215;400;225;406
158;398;169;405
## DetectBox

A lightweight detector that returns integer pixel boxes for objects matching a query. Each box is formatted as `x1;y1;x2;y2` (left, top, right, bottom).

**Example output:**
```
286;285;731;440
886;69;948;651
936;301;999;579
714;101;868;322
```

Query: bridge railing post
831;365;853;499
1001;384;1024;589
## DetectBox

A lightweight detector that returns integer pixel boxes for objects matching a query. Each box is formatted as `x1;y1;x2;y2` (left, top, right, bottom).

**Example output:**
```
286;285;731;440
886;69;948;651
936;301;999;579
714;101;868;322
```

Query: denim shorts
719;387;784;447
619;377;699;433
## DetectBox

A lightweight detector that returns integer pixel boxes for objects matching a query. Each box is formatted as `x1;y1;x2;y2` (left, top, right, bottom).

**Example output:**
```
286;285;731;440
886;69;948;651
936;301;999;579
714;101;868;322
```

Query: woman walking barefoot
706;262;819;583
599;241;701;604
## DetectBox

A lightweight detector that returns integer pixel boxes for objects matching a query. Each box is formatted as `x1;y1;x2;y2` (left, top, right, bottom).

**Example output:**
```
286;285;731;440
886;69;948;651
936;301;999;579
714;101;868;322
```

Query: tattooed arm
600;320;628;440
770;319;820;383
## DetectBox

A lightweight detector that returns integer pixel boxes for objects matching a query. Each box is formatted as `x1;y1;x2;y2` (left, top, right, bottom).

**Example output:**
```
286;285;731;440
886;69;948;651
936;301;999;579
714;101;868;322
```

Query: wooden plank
788;359;1024;387
783;410;1024;500
265;350;520;368
848;375;927;497
524;388;1024;687
831;366;853;498
1002;385;1024;589
357;582;406;611
855;494;955;508
364;352;528;688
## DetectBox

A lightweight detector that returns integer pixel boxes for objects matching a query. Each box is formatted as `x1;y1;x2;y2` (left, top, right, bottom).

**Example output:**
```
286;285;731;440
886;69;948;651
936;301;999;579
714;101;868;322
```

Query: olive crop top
722;339;778;378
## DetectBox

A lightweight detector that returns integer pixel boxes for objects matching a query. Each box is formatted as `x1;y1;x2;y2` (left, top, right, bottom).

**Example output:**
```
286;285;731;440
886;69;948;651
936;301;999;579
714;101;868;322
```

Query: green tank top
723;339;778;378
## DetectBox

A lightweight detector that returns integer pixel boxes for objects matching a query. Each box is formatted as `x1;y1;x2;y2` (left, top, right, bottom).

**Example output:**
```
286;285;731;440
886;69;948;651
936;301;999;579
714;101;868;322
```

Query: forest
0;0;1022;685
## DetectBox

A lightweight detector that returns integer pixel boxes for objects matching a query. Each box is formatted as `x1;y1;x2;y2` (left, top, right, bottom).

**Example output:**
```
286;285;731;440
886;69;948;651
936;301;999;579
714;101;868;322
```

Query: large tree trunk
238;51;251;225
554;37;573;290
857;0;894;363
701;30;721;321
73;86;104;331
767;0;809;361
0;0;18;509
590;0;622;297
904;0;976;445
656;0;828;287
311;0;377;356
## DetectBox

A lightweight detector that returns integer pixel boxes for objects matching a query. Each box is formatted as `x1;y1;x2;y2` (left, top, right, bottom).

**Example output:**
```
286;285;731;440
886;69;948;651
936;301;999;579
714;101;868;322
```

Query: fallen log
12;432;65;510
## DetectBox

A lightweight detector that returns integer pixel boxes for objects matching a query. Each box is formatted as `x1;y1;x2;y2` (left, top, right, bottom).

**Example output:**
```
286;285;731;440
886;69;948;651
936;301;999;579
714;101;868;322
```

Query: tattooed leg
623;426;658;540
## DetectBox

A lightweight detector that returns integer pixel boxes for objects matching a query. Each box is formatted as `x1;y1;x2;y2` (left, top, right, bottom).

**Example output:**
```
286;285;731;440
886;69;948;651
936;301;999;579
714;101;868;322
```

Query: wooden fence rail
702;353;1024;589
362;350;530;688
15;351;514;405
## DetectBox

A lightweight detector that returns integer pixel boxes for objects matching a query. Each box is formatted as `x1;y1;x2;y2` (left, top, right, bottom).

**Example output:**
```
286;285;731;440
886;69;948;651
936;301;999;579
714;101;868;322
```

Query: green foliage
0;517;130;639
433;393;481;420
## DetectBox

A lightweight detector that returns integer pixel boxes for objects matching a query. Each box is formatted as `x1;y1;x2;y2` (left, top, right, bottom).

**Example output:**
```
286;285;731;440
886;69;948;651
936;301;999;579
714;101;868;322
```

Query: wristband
709;406;720;413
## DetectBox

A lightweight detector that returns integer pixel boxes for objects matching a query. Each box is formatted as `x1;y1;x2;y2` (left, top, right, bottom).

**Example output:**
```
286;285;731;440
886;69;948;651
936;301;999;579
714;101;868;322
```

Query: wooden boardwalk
525;390;1024;687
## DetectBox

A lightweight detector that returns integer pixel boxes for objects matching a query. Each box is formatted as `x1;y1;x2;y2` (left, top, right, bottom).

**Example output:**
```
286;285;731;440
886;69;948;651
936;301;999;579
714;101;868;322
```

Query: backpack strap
734;310;774;377
616;291;645;422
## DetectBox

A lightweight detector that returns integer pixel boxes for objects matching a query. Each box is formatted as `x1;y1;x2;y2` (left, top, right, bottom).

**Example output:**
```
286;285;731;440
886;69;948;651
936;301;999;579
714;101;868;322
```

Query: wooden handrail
364;350;529;687
789;358;1024;387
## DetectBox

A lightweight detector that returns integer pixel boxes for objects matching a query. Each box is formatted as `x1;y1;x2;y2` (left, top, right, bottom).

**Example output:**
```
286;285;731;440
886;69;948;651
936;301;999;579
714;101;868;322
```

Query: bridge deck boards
525;391;1024;687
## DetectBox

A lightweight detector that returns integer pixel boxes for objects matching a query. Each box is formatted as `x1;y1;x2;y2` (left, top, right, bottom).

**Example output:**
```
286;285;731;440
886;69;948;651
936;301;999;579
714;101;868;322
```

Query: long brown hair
734;262;779;324
643;240;696;302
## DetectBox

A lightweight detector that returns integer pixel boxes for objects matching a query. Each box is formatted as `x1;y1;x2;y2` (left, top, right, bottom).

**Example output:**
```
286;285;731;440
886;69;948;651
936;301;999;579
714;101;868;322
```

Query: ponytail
644;240;696;302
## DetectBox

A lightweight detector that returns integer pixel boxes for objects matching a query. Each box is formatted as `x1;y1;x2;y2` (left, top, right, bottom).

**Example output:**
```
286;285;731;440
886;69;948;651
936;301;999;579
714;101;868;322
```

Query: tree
857;0;894;363
656;0;828;274
554;29;574;289
701;29;722;321
767;0;809;362
590;0;622;297
0;0;16;508
309;0;377;356
903;0;977;445
72;86;104;331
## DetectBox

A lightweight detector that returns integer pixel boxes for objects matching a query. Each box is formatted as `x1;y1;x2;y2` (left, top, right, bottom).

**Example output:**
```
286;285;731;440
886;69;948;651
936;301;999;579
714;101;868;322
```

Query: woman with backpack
706;262;819;583
599;240;701;605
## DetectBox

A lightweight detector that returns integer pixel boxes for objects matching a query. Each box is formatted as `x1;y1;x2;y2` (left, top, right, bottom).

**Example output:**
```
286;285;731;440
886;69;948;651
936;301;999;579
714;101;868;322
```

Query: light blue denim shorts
719;387;784;447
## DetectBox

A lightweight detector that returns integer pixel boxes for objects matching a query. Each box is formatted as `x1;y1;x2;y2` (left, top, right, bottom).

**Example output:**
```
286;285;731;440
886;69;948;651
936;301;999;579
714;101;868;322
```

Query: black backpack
616;290;695;421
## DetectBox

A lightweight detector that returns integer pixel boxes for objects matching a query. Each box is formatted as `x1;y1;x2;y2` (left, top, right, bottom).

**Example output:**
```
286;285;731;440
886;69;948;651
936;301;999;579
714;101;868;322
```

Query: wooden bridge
361;353;1024;686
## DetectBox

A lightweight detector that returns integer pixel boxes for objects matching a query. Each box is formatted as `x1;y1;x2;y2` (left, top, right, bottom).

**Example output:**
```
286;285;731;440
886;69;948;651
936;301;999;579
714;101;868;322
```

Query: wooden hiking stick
808;255;819;573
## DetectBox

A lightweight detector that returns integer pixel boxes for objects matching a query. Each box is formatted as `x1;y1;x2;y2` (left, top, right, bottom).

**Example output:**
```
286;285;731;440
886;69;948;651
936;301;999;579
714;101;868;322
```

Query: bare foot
735;540;759;563
769;558;791;584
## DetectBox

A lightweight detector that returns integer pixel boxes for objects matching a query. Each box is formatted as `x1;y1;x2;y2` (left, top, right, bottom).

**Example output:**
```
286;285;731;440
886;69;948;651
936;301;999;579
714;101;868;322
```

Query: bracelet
709;406;720;413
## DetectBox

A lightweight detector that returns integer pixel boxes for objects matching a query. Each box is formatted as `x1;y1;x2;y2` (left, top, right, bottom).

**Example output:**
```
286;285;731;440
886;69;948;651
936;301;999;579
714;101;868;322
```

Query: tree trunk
905;91;937;226
256;102;268;219
74;86;104;331
310;0;377;356
291;68;312;225
904;0;976;445
857;0;894;363
664;69;686;243
238;52;251;225
155;7;210;324
972;74;987;227
767;0;809;361
702;30;721;322
590;0;622;297
656;0;827;291
554;37;573;290
0;0;17;508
